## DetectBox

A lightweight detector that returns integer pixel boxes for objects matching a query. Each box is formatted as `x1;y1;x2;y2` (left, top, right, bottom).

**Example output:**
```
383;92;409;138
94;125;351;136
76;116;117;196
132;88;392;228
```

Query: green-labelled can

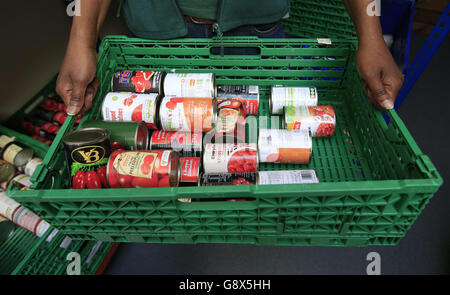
81;120;149;150
0;215;15;242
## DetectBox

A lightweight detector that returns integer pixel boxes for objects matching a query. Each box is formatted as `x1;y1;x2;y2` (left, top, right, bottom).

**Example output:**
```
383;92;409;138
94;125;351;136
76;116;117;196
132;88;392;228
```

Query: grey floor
103;34;450;275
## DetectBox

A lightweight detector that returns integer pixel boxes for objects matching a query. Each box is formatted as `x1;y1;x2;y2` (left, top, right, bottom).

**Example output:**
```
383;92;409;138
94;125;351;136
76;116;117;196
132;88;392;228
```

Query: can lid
0;161;16;183
211;98;218;130
135;122;149;150
62;128;111;146
211;73;217;98
169;151;180;187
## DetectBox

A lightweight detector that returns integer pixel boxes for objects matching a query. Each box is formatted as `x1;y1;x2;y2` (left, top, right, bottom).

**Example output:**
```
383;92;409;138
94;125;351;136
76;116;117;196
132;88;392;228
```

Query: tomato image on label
228;148;258;173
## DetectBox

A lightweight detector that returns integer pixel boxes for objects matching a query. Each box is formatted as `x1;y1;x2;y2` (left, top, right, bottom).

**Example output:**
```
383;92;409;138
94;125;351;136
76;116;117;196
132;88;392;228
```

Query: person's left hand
356;39;404;110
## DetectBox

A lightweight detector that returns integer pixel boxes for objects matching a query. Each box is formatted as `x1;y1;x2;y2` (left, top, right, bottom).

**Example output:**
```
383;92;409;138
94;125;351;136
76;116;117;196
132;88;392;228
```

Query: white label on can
161;151;171;167
258;129;312;163
24;157;43;177
12;174;32;187
60;236;73;249
164;73;214;97
203;143;257;174
46;228;59;242
101;92;158;124
271;87;318;114
159;97;189;131
35;220;50;237
258;170;319;185
0;135;14;149
0;191;21;219
3;144;23;165
86;241;103;264
288;106;336;136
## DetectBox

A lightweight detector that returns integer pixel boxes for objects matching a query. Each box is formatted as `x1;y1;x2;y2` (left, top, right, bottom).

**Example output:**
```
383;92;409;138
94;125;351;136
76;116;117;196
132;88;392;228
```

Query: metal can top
210;98;218;130
62;128;111;146
135;122;149;150
0;160;16;183
169;151;180;187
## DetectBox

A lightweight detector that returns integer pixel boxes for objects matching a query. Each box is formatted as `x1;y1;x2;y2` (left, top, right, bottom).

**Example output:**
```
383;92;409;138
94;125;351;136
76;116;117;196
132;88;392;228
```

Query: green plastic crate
283;0;355;38
7;36;442;246
0;226;116;275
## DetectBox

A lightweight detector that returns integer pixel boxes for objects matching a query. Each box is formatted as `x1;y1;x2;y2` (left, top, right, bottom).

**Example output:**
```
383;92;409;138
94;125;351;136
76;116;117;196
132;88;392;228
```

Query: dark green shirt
177;0;219;20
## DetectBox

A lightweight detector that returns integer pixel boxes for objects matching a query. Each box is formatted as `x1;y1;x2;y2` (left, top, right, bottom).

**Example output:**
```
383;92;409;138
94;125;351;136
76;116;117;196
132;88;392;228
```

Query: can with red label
284;105;336;137
107;150;179;188
258;129;312;164
102;92;161;130
203;143;258;174
200;172;257;186
206;99;247;144
216;85;259;115
270;86;318;114
179;157;200;186
2;142;34;170
159;97;217;132
163;73;216;97
11;206;49;237
149;130;202;157
111;70;166;94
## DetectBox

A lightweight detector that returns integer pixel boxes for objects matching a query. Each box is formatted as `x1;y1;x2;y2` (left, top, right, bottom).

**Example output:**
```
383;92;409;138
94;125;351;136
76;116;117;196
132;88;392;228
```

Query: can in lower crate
258;129;312;164
216;85;259;115
208;99;247;144
1;141;34;170
12;206;47;237
179;157;200;186
200;172;257;186
111;70;166;94
203;143;258;174
270;86;318;114
0;190;21;219
163;73;216;97
107;150;179;188
159;97;217;132
0;134;15;152
81;120;149;150
284;105;336;137
149;130;202;157
24;157;43;177
102;92;160;130
258;170;319;185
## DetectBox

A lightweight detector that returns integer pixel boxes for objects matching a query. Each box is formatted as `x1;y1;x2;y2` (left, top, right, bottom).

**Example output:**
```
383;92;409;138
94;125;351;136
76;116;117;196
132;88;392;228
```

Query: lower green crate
0;227;116;275
7;37;442;246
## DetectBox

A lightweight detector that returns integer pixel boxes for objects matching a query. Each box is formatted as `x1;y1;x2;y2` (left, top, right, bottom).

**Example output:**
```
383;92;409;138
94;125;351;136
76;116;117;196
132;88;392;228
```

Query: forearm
342;0;384;47
69;0;112;49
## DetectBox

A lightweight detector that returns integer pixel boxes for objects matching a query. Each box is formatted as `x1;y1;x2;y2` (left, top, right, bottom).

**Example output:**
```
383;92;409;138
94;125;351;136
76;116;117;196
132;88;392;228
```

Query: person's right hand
56;42;99;116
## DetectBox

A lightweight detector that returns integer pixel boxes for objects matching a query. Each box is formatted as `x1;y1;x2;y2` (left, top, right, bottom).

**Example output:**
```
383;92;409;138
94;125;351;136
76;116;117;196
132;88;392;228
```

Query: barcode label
259;170;319;185
300;170;318;183
317;38;332;45
248;85;259;94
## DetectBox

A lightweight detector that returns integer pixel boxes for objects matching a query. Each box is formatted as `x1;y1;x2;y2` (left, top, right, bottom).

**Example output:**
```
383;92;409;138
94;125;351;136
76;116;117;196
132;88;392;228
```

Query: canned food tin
2;142;34;169
0;190;21;220
102;92;160;130
270;86;318;114
12;206;42;236
159;97;217;132
62;128;111;188
216;85;259;115
0;160;15;183
1;172;20;191
107;150;179;188
258;129;312;164
111;70;166;94
11;174;32;188
284;105;336;137
149;130;202;157
179;157;200;186
163;73;216;97
24;157;43;177
0;134;15;152
200;172;257;186
258;170;319;185
81;120;149;150
35;220;50;238
203;143;258;174
0;216;15;242
207;99;247;144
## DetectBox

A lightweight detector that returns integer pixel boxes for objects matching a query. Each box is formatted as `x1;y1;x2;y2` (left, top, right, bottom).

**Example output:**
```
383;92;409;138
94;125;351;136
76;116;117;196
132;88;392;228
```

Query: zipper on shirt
213;22;224;57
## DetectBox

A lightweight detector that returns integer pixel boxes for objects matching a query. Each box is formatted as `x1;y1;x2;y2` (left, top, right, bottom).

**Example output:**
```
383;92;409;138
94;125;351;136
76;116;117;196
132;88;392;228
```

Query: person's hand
56;42;99;115
356;39;404;110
